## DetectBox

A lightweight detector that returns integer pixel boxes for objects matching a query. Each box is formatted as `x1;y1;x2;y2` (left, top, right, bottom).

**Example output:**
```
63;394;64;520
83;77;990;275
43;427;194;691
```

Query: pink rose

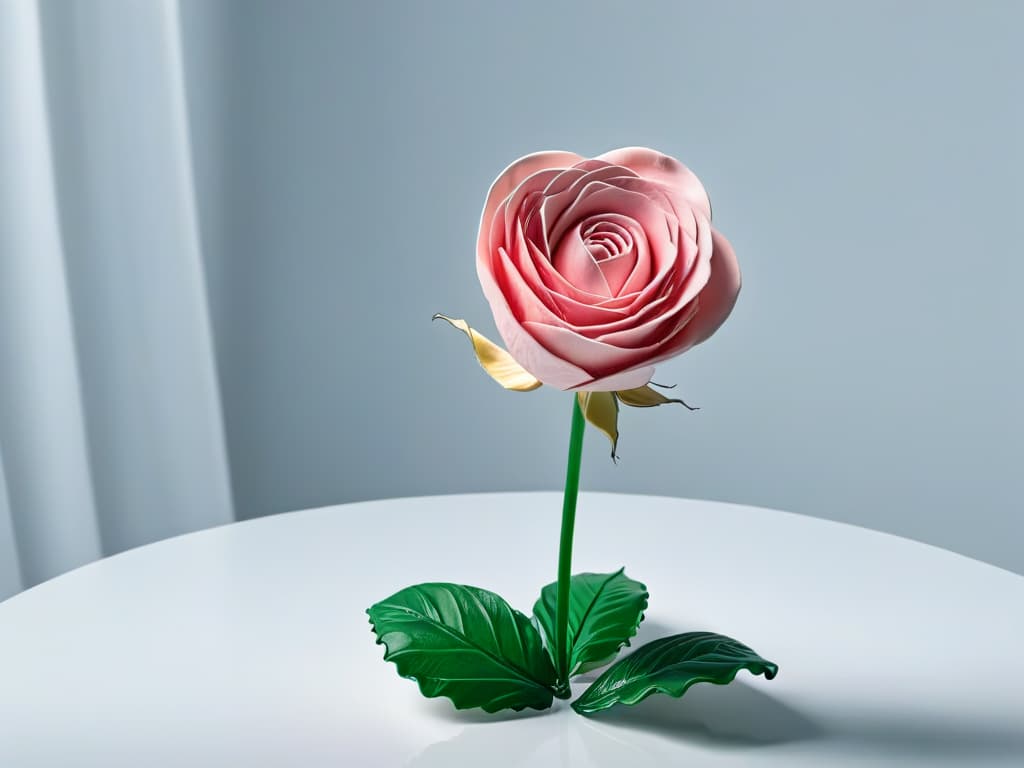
473;147;740;391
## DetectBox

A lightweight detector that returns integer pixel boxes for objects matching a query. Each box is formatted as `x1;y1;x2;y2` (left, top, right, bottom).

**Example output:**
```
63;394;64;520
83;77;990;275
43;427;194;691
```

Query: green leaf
367;583;558;713
571;631;778;715
533;569;649;677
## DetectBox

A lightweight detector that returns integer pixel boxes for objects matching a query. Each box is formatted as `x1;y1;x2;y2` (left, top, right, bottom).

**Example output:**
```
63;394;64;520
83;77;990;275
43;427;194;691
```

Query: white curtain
0;0;234;599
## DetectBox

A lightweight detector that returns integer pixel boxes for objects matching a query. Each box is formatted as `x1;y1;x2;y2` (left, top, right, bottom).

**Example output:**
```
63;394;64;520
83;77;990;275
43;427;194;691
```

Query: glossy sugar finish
0;493;1022;766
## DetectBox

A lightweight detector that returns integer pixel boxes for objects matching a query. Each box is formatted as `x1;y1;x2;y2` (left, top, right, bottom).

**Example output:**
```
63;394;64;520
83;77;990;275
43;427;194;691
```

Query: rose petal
476;257;593;389
548;292;629;326
522;320;665;377
597;298;699;348
521;218;698;343
559;220;702;341
494;244;566;326
552;224;614;296
572;365;654;392
474;148;738;392
602;214;651;296
539;164;641;247
545;180;670;253
669;227;741;349
523;264;711;382
478;151;583;264
581;218;638;295
595;292;642;308
496;168;565;254
629;227;741;366
597;212;707;328
524;235;615;306
596;146;711;220
533;261;674;340
544;183;683;314
504;219;566;318
609;176;700;243
594;216;712;345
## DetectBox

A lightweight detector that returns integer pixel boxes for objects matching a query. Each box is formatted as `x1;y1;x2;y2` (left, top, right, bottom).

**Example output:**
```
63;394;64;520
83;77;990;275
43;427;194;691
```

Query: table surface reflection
1;492;1022;766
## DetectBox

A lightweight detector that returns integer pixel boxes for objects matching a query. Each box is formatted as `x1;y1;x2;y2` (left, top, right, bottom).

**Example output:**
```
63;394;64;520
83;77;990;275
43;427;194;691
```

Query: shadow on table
413;619;1024;764
813;713;1024;761
583;684;1024;760
583;675;818;746
579;619;1024;760
570;618;817;747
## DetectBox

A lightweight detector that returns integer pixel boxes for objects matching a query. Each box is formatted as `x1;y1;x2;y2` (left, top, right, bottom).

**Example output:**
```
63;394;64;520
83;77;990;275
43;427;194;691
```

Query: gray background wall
180;0;1023;573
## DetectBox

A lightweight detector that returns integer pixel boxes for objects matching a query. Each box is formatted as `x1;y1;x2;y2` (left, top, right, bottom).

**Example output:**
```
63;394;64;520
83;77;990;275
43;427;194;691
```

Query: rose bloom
475;147;740;391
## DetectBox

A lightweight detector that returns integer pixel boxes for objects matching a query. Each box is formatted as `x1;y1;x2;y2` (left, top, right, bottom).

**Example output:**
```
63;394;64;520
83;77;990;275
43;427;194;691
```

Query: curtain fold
0;443;25;597
0;0;234;600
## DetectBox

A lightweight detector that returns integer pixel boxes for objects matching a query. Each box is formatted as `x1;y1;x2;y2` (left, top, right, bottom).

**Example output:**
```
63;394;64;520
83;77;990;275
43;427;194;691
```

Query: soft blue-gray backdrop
185;0;1023;567
1;0;1021;597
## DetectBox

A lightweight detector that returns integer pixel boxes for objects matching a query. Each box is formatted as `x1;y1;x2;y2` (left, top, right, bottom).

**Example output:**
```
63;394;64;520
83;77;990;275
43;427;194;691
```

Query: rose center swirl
550;213;645;298
581;219;634;263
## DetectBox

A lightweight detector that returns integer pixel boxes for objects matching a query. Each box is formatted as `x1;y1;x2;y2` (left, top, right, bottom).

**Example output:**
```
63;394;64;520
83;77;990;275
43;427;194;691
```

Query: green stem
554;394;586;698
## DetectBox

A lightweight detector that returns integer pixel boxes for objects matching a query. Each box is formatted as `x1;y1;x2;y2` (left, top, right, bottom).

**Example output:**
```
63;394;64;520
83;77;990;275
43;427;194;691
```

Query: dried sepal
577;391;619;461
433;314;542;392
616;385;698;411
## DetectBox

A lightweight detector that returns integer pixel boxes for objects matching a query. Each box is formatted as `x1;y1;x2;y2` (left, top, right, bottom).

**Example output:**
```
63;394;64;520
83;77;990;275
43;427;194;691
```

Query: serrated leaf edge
568;567;648;678
571;654;778;715
366;601;557;713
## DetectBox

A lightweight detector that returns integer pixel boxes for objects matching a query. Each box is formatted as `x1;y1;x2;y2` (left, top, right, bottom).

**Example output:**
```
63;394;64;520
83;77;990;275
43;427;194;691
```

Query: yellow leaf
433;314;542;392
577;391;619;461
616;385;697;410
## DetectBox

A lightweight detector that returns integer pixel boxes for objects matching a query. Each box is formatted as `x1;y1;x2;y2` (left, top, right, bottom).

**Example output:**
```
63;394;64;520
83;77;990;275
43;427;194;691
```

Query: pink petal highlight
628;227;741;367
581;217;638;295
525;235;616;307
478;151;583;263
596;298;699;348
476;249;593;390
596;146;712;221
501;168;565;253
551;224;613;297
569;365;655;392
473;147;739;391
670;227;741;349
523;320;666;379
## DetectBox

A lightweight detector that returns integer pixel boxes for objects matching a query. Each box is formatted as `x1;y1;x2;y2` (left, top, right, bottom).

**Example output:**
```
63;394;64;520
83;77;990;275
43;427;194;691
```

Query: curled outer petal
433;314;541;392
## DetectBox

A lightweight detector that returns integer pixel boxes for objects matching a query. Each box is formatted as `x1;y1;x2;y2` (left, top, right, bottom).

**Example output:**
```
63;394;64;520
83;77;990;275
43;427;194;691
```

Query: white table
0;492;1021;766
